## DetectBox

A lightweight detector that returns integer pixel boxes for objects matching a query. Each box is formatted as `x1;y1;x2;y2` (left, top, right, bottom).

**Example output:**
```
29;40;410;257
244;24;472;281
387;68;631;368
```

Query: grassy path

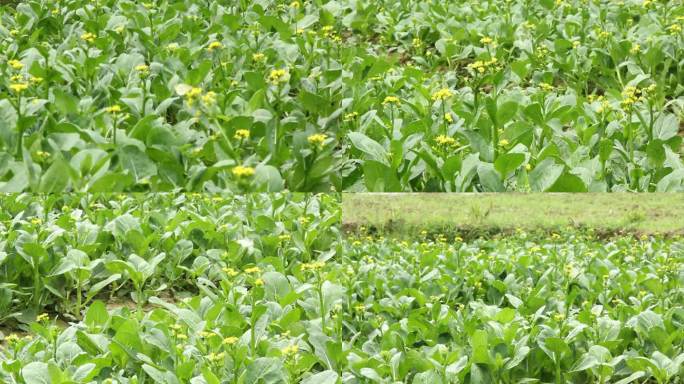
343;193;684;236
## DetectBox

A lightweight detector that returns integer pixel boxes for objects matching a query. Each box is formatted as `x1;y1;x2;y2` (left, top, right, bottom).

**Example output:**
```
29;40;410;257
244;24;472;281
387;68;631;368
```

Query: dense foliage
0;193;340;323
1;0;683;191
2;214;683;382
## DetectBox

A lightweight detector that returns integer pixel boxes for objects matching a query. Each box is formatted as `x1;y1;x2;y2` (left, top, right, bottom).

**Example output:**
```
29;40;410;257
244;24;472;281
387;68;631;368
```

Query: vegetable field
1;0;683;191
1;194;683;383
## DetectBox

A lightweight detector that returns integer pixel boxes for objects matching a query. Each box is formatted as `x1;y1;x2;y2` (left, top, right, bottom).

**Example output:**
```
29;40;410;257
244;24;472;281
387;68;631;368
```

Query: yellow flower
572;40;581;49
245;266;261;274
307;133;327;146
81;32;96;43
301;261;325;271
667;24;682;35
222;267;238;276
234;129;250;140
431;88;453;101
254;278;264;286
252;53;265;62
525;163;532;171
480;36;494;45
382;96;400;105
135;64;149;74
207;352;226;362
498;139;510;147
343;112;358;121
290;1;301;8
282;344;299;356
8;59;23;70
539;82;554;92
434;135;457;147
223;336;239;345
5;334;19;344
232;165;255;178
620;86;642;109
207;41;223;52
9;83;29;93
35;150;50;160
36;313;50;322
105;105;122;114
268;69;288;85
467;58;499;74
553;313;565;321
202;91;217;106
187;87;202;99
278;234;291;241
444;113;453;123
167;43;180;51
630;43;640;54
30;76;43;84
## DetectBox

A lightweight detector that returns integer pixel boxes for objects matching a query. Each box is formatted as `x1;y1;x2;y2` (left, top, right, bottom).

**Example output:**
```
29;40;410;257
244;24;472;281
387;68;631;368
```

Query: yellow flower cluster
207;41;223;52
668;24;682;35
234;129;250;140
36;313;50;322
232;165;255;178
479;36;494;45
105;105;122;114
382;96;400;105
252;53;265;62
343;112;358;121
222;267;238;276
244;266;261;274
307;133;327;146
35;150;50;160
223;336;239;345
278;234;291;242
207;352;226;362
135;64;149;76
620;86;643;109
467;57;498;74
202;91;216;106
321;25;341;41
434;135;458;147
8;59;23;70
431;88;453;101
81;32;96;43
282;344;299;356
9;83;29;93
539;82;554;92
301;261;325;271
268;69;288;85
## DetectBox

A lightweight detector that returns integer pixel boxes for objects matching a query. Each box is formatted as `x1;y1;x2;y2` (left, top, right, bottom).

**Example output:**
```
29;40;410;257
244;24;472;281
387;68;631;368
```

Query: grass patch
342;193;684;238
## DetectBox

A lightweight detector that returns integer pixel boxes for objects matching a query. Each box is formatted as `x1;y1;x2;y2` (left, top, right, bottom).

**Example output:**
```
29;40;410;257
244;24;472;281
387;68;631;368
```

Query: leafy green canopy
1;225;683;383
0;0;683;191
0;193;340;323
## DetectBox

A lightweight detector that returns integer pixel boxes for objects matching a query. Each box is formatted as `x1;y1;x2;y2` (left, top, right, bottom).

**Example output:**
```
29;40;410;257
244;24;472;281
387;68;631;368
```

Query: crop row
1;0;683;191
2;221;683;383
0;193;340;323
